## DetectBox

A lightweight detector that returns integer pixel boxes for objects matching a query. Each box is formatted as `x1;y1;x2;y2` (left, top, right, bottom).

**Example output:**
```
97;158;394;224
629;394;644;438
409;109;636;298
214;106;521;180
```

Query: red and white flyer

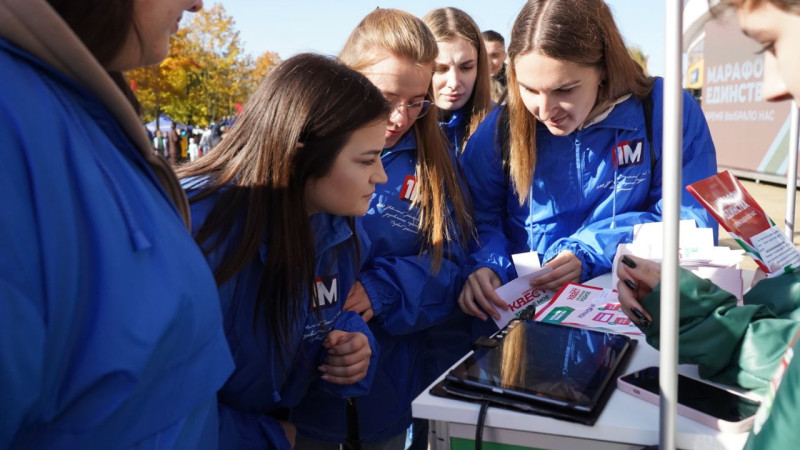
492;266;555;329
533;282;643;335
687;170;800;274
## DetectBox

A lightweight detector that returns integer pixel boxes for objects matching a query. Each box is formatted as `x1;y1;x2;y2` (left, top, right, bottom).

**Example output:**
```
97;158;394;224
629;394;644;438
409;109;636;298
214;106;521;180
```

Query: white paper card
512;251;541;276
492;266;554;329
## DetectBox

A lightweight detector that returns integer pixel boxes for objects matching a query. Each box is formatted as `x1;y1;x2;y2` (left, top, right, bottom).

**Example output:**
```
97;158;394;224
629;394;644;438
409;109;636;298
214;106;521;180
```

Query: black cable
343;397;361;450
475;399;491;450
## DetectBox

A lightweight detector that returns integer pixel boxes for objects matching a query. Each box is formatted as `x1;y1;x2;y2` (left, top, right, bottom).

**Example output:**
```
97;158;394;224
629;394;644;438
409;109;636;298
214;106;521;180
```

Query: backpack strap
643;89;657;174
497;105;512;182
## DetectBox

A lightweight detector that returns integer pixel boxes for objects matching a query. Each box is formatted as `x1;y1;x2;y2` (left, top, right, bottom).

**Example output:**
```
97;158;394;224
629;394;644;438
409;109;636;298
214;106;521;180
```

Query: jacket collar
537;93;641;135
440;107;467;130
579;94;632;130
382;129;417;156
0;0;191;229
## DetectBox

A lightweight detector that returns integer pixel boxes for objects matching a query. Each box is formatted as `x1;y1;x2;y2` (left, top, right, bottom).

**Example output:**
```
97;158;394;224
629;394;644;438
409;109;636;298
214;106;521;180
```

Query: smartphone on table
616;366;760;433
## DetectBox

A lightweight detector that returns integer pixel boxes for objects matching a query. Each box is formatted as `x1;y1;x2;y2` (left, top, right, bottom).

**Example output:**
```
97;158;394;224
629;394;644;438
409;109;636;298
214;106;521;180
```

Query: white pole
661;1;683;448
785;102;799;240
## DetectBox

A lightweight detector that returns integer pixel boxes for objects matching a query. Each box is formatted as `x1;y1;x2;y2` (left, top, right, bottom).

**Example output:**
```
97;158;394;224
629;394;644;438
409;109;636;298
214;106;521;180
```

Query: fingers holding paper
458;267;506;321
534;251;582;291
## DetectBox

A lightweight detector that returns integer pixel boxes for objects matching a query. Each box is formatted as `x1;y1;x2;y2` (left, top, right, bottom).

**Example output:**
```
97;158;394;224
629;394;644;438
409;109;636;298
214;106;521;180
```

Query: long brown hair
178;54;390;349
340;8;473;271
423;7;493;148
506;0;655;202
47;0;142;112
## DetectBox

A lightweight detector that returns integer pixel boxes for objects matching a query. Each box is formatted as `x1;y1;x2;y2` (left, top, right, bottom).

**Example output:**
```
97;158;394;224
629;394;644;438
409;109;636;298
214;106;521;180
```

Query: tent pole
660;1;683;449
785;102;799;241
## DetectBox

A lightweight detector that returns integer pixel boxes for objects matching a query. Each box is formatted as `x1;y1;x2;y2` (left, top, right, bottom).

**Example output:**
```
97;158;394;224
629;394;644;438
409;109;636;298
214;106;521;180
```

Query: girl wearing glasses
290;8;473;449
423;7;493;156
458;0;717;327
178;53;389;449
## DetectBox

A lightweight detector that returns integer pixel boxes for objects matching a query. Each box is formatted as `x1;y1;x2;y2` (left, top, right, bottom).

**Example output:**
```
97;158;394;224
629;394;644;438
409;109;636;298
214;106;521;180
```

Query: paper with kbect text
492;266;554;329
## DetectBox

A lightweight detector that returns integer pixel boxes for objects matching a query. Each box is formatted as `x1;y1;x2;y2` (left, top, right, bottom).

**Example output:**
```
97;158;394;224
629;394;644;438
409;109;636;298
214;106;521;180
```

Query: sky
206;0;669;76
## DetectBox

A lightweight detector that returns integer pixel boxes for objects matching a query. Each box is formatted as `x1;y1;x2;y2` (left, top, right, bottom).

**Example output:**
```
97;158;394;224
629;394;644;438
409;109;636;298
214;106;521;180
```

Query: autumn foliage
126;4;280;127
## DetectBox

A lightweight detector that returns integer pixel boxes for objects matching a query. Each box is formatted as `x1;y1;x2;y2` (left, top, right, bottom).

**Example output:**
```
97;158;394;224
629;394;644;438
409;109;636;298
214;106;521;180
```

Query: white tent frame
660;3;682;447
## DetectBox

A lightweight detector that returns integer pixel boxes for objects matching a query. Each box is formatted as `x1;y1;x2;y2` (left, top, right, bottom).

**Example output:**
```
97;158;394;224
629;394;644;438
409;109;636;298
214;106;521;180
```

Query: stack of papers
611;220;745;299
534;283;643;335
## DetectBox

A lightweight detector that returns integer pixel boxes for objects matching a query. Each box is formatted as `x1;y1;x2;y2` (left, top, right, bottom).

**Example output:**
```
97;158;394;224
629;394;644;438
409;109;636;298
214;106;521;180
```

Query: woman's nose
373;159;388;185
446;69;458;89
760;52;792;102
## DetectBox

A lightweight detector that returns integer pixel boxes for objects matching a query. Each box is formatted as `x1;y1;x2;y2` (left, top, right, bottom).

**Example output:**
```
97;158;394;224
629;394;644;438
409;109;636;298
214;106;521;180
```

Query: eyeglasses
388;99;433;119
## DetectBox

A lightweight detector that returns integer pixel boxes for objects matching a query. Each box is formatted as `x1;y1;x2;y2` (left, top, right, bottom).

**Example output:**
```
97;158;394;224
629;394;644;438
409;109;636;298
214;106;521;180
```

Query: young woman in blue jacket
178;53;390;449
423;7;493;156
289;9;474;449
458;0;718;325
0;0;236;448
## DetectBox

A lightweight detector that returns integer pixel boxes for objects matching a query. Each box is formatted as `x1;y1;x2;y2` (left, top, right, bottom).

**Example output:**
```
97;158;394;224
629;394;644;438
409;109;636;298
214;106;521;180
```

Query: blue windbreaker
291;131;468;443
185;187;381;449
0;39;234;448
440;107;468;155
461;78;717;285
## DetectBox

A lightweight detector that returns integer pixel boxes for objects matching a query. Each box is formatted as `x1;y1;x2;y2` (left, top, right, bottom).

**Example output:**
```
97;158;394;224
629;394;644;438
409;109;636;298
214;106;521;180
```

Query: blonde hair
422;7;493;147
506;0;654;203
340;8;472;270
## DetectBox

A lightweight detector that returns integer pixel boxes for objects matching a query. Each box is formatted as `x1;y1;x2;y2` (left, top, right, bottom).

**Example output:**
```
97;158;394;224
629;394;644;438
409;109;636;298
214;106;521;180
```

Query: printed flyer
533;283;643;335
492;267;555;329
687;170;800;274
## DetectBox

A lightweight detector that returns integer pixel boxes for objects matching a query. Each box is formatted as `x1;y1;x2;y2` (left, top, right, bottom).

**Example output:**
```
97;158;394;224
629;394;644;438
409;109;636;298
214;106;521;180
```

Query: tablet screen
448;321;632;409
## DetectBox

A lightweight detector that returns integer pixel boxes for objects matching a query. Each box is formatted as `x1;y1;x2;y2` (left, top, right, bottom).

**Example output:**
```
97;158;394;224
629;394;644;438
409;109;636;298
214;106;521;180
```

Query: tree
251;51;282;86
126;3;262;127
628;46;649;76
184;3;250;124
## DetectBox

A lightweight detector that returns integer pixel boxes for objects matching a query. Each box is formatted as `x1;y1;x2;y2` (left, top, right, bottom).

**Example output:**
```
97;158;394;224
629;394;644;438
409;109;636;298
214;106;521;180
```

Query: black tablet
446;320;634;413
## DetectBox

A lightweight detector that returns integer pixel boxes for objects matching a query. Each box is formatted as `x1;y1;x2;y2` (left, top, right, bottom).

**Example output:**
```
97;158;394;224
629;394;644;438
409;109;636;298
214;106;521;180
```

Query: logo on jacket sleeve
399;175;419;203
613;138;644;168
311;275;338;311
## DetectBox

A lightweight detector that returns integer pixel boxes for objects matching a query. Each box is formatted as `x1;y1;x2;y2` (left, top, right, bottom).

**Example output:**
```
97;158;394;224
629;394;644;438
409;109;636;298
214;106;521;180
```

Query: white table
411;274;752;449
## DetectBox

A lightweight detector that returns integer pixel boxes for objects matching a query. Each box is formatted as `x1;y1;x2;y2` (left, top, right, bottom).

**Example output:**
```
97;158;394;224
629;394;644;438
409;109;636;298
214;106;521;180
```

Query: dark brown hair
47;0;141;111
506;0;655;202
178;53;390;351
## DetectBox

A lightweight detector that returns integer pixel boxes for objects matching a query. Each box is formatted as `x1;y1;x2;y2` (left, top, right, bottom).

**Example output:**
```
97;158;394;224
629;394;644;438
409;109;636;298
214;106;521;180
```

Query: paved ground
717;177;800;270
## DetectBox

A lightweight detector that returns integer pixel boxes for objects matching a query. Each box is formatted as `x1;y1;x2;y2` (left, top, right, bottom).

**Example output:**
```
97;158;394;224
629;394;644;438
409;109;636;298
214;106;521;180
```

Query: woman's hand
458;267;507;321
343;281;373;322
534;251;582;291
320;330;372;384
616;255;661;327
